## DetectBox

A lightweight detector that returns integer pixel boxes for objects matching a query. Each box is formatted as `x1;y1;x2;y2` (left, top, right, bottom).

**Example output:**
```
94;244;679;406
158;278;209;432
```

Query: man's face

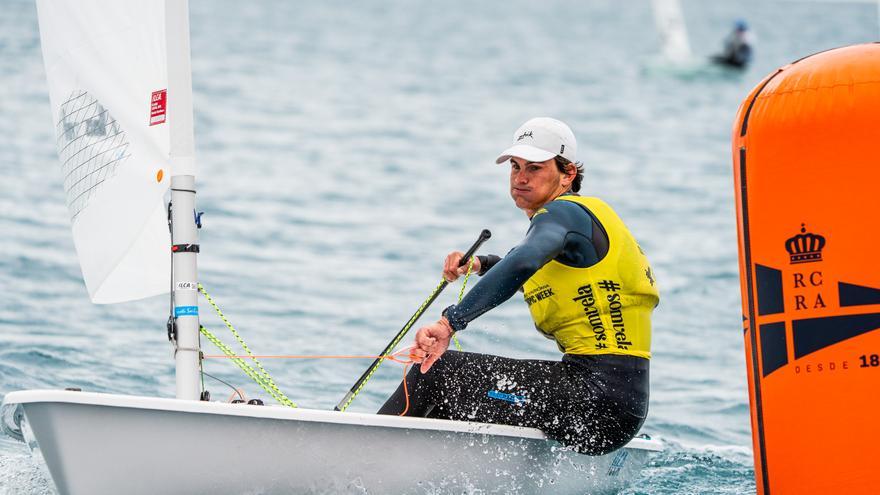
509;156;569;214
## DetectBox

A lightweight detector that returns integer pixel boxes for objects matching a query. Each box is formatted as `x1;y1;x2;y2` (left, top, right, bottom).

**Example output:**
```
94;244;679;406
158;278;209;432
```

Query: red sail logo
150;89;167;126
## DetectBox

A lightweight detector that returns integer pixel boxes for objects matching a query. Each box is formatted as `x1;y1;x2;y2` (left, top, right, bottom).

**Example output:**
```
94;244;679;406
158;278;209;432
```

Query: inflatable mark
733;43;880;495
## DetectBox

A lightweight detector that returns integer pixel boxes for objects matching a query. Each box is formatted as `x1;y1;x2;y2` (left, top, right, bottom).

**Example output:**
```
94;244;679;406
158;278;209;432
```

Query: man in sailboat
378;117;659;456
711;19;753;69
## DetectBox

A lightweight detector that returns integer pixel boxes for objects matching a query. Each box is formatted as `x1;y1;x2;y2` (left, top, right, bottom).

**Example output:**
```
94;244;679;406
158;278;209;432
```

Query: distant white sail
650;0;692;63
35;0;195;303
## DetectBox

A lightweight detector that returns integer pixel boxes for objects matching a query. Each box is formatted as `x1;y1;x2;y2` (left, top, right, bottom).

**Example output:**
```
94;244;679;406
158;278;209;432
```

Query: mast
166;0;201;400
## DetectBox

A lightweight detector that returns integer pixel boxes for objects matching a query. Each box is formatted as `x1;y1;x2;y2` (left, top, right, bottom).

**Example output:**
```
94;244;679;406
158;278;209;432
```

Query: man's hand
411;318;454;373
443;251;481;282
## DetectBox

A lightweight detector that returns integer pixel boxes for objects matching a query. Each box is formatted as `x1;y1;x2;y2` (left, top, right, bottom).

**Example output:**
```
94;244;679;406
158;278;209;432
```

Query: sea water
1;1;876;493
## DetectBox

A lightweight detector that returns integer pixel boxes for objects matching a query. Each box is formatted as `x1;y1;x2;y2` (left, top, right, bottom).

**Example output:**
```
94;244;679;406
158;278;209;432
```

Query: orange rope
227;388;247;403
205;348;417;414
399;362;412;416
203;353;413;364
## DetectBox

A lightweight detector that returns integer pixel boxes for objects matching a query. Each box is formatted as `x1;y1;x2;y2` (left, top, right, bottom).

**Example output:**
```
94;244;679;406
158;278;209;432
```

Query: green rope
196;258;475;411
451;256;475;351
198;284;297;408
199;349;206;394
199;325;296;407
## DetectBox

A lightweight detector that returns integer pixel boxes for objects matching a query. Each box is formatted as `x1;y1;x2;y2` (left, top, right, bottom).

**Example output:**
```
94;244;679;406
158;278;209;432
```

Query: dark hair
555;156;584;192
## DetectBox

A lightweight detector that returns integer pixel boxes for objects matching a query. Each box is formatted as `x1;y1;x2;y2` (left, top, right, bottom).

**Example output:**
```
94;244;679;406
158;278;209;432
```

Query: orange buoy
732;43;880;494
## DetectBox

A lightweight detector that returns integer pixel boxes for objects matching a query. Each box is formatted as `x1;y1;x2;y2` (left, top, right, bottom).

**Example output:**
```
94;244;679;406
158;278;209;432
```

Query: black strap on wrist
477;254;501;276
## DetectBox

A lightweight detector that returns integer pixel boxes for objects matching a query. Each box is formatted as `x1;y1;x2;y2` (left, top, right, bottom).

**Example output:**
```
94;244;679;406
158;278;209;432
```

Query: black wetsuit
378;195;650;456
712;33;752;69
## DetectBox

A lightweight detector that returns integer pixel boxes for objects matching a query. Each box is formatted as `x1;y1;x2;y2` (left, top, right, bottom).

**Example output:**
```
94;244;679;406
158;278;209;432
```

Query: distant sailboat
1;1;663;493
644;0;744;78
650;0;693;65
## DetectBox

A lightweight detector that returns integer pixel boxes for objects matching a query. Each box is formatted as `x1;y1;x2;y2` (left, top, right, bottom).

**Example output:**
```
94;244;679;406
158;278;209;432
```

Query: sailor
712;19;753;69
378;118;660;456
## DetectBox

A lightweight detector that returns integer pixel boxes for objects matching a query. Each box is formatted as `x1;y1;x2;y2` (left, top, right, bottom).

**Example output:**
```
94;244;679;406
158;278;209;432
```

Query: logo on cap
516;131;533;141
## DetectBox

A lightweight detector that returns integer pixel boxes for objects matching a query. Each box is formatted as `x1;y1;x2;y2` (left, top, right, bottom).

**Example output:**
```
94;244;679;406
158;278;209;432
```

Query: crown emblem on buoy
785;223;825;264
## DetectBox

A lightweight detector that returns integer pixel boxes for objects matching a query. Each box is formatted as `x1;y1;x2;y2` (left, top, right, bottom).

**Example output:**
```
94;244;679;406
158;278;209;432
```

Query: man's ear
564;164;577;185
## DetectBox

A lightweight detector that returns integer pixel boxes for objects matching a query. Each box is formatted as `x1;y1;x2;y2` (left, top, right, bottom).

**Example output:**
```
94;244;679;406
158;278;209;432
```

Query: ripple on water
624;444;756;495
1;348;75;368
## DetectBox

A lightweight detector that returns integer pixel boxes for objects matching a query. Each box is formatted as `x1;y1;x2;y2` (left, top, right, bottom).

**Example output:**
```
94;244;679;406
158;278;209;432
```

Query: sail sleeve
35;0;193;303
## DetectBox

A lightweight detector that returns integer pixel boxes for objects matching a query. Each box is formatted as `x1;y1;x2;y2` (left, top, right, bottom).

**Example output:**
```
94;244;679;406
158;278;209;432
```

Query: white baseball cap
495;117;577;164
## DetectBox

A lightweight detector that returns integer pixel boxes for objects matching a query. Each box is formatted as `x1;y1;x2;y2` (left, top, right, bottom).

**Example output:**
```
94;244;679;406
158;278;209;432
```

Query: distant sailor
712;19;753;69
378;118;660;456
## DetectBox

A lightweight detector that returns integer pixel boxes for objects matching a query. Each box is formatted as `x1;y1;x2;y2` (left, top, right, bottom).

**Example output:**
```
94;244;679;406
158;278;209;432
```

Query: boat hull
2;390;661;494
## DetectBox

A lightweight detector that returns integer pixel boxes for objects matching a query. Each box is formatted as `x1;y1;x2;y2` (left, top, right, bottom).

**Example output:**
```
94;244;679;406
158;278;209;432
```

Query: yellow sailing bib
522;196;659;358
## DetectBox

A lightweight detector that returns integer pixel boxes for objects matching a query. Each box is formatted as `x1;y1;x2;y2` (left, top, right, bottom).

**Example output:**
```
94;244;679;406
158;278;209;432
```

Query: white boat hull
2;390;661;494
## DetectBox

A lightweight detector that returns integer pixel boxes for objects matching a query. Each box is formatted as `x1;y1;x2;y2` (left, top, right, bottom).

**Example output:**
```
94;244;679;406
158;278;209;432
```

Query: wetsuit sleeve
476;255;502;276
443;201;585;332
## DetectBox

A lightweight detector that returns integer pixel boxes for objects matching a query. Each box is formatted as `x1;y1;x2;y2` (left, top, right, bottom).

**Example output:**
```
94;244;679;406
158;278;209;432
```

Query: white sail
650;0;692;63
35;0;196;303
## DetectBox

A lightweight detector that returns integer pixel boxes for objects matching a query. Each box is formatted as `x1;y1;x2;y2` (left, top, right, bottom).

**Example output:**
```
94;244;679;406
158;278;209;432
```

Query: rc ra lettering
792;270;826;310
